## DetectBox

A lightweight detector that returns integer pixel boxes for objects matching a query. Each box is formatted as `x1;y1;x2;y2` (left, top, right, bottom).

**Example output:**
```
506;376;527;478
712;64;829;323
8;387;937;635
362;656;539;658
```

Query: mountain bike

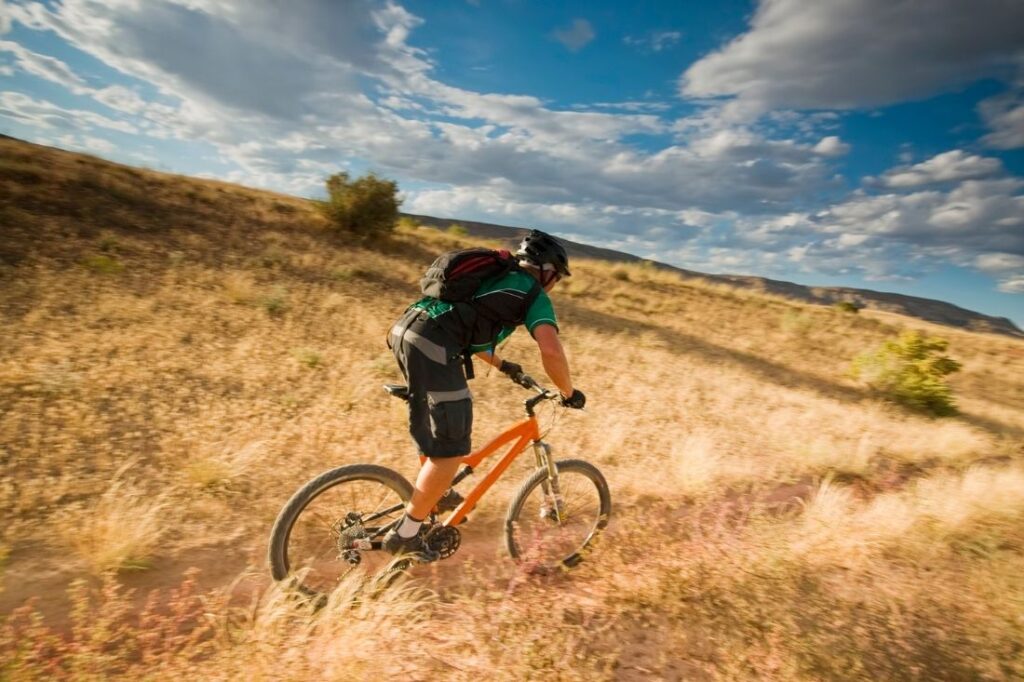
268;379;611;598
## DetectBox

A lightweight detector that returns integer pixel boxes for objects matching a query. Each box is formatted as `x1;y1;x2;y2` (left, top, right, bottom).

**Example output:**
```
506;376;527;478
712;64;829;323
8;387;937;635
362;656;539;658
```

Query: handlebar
518;376;561;416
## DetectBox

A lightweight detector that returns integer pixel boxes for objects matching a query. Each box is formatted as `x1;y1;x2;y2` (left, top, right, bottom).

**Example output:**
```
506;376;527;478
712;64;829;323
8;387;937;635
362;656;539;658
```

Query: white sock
396;514;423;539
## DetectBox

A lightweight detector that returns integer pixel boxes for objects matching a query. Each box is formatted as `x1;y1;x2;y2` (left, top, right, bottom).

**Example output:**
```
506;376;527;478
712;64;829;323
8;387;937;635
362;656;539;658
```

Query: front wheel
504;459;611;570
268;464;413;598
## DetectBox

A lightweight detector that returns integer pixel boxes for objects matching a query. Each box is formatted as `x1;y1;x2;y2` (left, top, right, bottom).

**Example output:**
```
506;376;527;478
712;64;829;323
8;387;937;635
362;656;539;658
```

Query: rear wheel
504;459;611;570
268;464;412;598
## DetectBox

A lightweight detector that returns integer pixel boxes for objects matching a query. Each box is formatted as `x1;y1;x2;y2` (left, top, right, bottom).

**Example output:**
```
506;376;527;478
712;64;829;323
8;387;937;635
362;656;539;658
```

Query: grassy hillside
2;137;1023;680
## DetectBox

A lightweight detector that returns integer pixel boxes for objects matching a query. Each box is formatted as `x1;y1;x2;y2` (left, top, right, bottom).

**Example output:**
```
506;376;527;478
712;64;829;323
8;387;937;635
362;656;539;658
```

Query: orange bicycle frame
419;414;541;528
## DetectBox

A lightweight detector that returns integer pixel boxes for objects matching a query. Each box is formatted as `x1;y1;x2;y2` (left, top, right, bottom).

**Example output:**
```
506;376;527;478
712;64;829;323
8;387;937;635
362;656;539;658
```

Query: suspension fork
532;440;564;522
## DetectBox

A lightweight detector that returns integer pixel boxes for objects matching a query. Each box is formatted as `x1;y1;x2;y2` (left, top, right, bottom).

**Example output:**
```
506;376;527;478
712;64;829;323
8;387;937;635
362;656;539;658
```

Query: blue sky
2;1;1023;327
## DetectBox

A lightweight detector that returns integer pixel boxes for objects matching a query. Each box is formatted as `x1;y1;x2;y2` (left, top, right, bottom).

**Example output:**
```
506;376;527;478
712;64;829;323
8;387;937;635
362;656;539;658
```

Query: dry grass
2;137;1024;679
60;466;170;575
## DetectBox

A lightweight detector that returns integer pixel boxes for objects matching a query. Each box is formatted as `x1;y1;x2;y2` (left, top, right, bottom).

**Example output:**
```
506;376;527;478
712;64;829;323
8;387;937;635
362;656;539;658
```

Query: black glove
498;360;533;388
560;389;586;409
499;360;522;379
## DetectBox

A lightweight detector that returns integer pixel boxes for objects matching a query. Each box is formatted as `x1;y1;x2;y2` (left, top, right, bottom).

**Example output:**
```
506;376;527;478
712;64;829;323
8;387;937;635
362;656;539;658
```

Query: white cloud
552;18;594;52
83;134;114;152
997;277;1024;294
0;90;138;133
585;101;671;113
812;136;849;156
690;170;1024;289
881;150;1003;188
624;30;681;53
0;1;12;35
787;244;810;262
93;85;148;115
681;0;1024;111
819;178;1024;240
979;88;1024;149
0;39;88;92
976;252;1024;273
800;178;1024;290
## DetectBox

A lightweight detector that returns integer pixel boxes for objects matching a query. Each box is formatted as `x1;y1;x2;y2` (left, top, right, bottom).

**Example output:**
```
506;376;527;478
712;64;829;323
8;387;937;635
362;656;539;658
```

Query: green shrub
397;216;419;232
834;300;863;314
446;223;468;237
260;287;289;317
293;348;323;369
82;254;124;274
98;235;120;253
320;171;400;237
330;266;371;282
852;330;962;415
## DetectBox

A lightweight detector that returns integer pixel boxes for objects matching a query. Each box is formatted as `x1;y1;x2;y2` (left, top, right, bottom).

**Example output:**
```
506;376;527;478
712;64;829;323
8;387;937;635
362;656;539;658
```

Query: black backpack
419;248;541;379
420;248;519;302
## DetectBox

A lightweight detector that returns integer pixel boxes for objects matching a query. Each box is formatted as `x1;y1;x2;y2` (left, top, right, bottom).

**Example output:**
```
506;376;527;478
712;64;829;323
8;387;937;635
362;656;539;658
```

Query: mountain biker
384;229;586;560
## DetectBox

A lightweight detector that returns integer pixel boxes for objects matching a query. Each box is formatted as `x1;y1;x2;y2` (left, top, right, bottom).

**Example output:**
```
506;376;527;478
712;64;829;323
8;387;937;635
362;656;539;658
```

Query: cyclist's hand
500;360;534;388
560;389;586;409
499;360;523;379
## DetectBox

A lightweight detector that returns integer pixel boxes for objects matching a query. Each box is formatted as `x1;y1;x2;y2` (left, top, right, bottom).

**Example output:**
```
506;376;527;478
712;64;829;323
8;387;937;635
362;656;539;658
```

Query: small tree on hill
851;330;962;416
834;300;863;314
320;171;400;237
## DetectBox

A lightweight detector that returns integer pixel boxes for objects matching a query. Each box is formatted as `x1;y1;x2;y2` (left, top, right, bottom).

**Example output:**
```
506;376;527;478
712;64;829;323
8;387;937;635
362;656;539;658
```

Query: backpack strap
521;278;542;318
463;267;543;381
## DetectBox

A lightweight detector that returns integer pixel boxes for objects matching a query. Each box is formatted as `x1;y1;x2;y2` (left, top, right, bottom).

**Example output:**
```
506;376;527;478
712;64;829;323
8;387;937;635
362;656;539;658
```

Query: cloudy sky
2;0;1023;326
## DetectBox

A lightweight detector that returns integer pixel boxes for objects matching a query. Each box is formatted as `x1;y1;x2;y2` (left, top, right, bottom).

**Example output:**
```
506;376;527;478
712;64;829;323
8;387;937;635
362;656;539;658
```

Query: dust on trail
0;511;537;632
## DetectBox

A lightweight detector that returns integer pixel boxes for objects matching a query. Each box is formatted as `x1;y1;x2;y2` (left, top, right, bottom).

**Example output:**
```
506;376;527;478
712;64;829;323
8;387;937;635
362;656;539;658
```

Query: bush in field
320;171;400;237
834;300;863;314
852;330;962;415
396;216;419;232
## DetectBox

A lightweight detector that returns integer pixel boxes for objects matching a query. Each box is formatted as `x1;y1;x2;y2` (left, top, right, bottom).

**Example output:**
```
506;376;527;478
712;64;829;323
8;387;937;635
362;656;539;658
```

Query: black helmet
516;229;571;277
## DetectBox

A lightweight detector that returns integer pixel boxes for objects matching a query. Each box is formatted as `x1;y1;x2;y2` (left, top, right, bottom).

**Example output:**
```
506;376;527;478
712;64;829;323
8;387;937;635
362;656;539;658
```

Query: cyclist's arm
532;323;573;397
475;350;503;368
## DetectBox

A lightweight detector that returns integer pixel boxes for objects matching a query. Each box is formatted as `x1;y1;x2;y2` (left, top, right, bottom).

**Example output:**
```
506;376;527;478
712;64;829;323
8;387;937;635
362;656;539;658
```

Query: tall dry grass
2;137;1024;679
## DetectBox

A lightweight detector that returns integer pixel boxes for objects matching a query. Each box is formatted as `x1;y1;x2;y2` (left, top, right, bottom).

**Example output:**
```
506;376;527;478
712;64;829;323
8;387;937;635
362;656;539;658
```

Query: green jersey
411;269;558;353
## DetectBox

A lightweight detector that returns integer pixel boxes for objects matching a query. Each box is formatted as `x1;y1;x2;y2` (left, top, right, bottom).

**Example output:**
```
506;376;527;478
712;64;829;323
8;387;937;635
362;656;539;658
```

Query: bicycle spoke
308;510;339;534
506;461;608;569
283;475;407;595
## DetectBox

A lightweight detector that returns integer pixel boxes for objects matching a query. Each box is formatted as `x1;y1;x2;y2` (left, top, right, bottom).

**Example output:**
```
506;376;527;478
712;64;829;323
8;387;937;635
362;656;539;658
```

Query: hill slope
405;212;1023;338
2;136;1024;680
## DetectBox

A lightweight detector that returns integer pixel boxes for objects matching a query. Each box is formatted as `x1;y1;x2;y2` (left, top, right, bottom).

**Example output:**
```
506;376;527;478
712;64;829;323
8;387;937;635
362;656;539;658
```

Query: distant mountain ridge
405;213;1023;338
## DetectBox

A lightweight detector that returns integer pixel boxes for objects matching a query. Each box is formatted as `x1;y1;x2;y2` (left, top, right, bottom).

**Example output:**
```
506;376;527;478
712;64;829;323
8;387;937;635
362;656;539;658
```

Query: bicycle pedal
435;488;465;513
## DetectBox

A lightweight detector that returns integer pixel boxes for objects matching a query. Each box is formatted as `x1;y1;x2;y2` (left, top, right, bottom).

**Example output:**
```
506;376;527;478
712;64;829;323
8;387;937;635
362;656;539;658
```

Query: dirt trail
0;514;528;632
1;541;261;632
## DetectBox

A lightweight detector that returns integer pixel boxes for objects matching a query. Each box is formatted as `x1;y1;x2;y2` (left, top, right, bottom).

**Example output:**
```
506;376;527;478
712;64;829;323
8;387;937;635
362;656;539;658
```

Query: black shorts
389;308;473;458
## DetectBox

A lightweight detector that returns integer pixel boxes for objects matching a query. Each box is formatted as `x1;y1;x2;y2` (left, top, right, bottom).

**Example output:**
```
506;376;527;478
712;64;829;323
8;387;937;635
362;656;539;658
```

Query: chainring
425;525;461;560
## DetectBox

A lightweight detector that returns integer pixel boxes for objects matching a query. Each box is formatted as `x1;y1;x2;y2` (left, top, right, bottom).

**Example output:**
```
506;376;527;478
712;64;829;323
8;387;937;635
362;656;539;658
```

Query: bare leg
407;456;464;519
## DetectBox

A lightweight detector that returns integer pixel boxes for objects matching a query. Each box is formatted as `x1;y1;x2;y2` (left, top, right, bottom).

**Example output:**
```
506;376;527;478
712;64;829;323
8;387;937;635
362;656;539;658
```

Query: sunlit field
2;137;1023;680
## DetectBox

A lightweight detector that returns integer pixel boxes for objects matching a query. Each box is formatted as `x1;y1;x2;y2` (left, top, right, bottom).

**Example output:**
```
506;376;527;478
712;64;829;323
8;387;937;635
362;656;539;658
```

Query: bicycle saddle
383;384;410;401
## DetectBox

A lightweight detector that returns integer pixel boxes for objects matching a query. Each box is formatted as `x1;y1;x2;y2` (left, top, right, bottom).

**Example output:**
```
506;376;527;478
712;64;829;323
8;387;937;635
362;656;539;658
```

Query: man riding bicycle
385;229;586;560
